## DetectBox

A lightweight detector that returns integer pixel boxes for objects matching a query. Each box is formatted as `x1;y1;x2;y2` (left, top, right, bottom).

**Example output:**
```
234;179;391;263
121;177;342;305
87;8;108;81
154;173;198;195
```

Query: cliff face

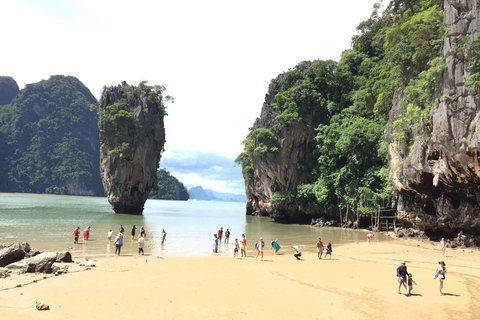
245;62;328;223
0;75;103;195
98;82;165;214
386;0;480;237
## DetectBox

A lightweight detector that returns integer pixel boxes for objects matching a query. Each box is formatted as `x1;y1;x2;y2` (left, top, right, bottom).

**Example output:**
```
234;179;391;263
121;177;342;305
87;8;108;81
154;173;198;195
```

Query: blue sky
0;0;380;195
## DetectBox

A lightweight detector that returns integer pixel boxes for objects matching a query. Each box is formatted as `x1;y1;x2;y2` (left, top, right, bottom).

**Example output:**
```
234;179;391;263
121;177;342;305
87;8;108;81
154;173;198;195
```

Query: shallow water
0;193;391;257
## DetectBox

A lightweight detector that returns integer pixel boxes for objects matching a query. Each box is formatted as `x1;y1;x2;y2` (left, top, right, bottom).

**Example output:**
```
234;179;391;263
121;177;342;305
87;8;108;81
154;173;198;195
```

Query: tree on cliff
236;0;445;222
0;75;103;195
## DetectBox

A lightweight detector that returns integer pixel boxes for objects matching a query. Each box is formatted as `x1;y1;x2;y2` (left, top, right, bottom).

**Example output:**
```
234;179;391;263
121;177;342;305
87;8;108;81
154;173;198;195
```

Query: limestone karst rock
385;0;480;237
97;82;166;214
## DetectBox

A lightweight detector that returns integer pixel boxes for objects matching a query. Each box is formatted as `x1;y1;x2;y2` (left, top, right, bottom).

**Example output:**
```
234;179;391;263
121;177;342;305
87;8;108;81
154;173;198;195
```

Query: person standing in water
234;238;239;258
224;228;230;244
161;229;166;245
73;227;80;244
138;235;145;255
107;229;113;243
131;225;136;240
114;233;124;256
218;227;223;244
213;234;218;253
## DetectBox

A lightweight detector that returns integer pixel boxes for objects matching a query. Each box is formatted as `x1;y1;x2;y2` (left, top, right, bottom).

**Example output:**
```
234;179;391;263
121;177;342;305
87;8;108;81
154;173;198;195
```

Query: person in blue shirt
396;260;408;295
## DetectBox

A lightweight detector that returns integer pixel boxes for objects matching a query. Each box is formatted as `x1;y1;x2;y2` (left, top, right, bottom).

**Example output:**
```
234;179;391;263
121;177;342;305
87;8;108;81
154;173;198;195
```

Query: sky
0;0;380;195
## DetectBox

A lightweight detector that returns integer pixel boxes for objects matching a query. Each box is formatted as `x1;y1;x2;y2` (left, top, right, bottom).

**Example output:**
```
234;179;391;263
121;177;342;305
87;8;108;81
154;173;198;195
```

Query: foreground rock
6;252;57;274
0;242;31;267
97;81;166;215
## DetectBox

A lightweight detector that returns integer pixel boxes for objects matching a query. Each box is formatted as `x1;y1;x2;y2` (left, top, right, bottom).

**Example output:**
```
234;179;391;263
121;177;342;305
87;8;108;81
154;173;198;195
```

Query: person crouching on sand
292;246;302;260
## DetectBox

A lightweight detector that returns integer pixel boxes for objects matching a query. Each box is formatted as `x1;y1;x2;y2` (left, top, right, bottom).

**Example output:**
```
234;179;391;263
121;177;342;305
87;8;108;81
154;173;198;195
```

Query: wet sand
1;238;479;319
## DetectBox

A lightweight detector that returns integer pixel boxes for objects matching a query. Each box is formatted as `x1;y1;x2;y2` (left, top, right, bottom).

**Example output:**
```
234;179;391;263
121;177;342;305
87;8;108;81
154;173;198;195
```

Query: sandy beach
1;238;479;320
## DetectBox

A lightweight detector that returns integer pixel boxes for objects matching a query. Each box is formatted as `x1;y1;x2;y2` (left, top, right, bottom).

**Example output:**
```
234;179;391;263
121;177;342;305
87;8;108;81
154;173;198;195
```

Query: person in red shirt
217;227;223;244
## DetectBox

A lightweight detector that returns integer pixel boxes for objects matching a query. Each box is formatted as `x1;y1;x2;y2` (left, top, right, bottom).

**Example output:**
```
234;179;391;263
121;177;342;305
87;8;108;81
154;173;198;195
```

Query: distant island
188;186;246;202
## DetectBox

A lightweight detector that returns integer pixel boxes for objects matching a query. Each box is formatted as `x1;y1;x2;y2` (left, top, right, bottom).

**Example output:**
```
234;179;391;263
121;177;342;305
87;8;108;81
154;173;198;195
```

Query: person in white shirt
292;246;302;260
138;236;145;255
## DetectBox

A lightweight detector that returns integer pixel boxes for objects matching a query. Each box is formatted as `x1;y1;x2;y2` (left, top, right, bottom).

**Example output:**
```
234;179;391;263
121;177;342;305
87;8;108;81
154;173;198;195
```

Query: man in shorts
316;238;324;259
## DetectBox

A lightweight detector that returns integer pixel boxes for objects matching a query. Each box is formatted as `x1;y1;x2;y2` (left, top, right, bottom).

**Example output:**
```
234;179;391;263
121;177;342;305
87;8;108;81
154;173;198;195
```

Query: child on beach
107;229;112;243
213;234;218;253
255;237;265;261
366;233;374;243
240;234;247;257
407;273;416;295
73;227;80;244
234;238;239;258
440;238;446;256
325;241;332;259
138;235;145;255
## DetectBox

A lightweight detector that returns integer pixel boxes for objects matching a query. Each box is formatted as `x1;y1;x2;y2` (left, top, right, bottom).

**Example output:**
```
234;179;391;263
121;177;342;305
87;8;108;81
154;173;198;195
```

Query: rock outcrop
6;252;57;273
386;0;480;237
98;82;166;214
0;242;31;267
244;62;328;223
0;76;19;105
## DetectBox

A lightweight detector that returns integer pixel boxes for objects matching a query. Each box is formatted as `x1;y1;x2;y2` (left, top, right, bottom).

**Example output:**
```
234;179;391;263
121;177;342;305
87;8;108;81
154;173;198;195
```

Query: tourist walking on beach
366;233;374;243
256;237;265;261
396;260;408;295
407;273;416;295
114;233;124;256
440;238;446;256
234;238;239;258
213;234;219;253
73;227;80;244
224;228;230;244
292;246;302;260
138;235;145;255
218;227;223;244
131;225;136;240
434;261;446;296
240;234;247;257
161;229;166;245
107;229;113;243
325;241;332;259
316;238;324;259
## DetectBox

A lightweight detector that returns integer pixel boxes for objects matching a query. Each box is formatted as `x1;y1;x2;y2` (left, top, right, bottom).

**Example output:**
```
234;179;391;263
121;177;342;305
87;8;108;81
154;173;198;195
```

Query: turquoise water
0;193;391;258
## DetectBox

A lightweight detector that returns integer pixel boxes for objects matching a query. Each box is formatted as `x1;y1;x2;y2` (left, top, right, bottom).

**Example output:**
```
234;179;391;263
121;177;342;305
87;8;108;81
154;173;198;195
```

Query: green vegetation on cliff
237;0;446;218
0;75;104;195
149;168;189;200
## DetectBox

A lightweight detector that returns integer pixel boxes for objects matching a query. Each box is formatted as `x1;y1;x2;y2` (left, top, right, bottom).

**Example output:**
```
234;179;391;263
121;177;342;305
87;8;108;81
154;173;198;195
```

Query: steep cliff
0;75;103;195
240;61;333;223
386;0;480;238
98;82;166;214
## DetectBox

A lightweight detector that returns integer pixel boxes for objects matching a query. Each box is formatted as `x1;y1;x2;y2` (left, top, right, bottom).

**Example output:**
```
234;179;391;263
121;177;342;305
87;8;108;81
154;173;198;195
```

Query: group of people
74;224;168;257
72;226;91;244
396;260;447;296
212;227;231;253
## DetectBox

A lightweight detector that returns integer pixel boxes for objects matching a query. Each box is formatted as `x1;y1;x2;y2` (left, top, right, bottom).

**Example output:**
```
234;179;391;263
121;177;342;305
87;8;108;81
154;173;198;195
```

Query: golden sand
1;238;479;320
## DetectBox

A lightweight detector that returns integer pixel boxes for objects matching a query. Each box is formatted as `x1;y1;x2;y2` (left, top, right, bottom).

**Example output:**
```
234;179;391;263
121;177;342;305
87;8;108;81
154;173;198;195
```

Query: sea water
0;193;391;258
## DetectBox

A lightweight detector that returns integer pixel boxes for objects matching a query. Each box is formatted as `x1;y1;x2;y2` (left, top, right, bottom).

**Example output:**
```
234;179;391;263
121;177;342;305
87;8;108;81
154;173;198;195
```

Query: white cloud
1;0;379;189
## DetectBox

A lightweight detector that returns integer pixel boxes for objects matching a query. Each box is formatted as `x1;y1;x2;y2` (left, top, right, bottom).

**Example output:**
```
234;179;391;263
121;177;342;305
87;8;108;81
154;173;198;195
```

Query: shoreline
1;238;479;319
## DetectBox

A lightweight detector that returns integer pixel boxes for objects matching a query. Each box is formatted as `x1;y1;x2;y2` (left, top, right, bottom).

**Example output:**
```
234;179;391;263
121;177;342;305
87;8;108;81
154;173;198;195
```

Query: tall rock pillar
97;82;166;214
